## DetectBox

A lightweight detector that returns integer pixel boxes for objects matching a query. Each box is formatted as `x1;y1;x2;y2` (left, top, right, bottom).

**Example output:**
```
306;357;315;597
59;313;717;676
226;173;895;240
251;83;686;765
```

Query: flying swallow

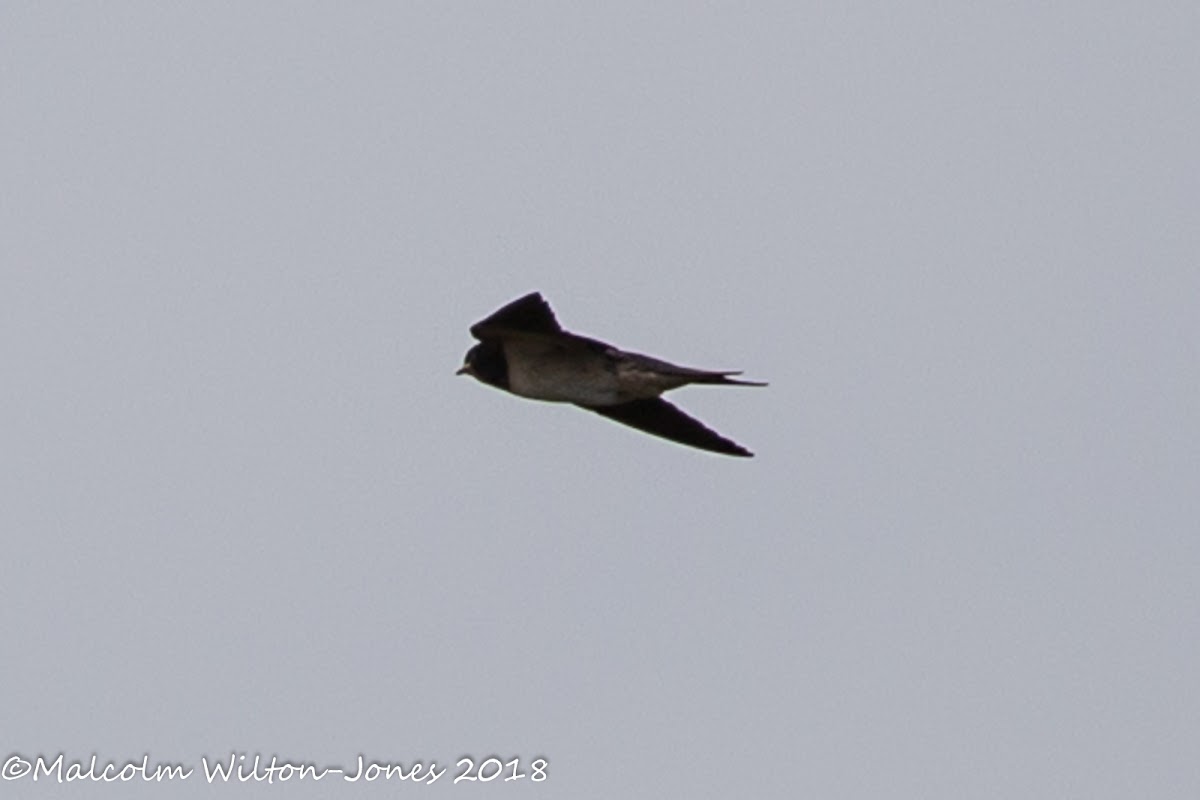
457;292;765;457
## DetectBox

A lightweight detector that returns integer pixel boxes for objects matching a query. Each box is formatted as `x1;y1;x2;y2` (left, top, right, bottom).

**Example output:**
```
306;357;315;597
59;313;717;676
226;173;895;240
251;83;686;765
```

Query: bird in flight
457;292;765;457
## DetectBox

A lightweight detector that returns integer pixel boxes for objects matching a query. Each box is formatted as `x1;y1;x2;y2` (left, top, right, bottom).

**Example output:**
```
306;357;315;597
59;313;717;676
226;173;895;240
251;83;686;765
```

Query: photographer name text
3;753;548;785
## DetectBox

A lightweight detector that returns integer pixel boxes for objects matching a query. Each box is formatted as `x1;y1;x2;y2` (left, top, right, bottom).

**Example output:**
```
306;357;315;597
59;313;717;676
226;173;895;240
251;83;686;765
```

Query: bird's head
456;341;508;389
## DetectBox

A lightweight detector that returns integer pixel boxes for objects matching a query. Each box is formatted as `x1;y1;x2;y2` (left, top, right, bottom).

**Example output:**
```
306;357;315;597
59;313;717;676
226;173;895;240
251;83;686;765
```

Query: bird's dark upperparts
457;292;765;457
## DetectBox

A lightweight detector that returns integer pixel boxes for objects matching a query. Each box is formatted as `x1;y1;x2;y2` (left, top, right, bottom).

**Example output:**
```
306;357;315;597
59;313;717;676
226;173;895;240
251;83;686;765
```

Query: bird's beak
455;365;471;376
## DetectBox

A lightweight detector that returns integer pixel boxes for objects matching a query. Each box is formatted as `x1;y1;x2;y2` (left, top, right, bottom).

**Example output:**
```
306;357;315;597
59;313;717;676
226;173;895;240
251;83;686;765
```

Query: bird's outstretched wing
581;398;753;457
470;292;562;340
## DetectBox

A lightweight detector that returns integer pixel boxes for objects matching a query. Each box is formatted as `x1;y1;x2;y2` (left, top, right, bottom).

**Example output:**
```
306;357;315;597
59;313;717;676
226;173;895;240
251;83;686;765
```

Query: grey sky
3;2;1198;798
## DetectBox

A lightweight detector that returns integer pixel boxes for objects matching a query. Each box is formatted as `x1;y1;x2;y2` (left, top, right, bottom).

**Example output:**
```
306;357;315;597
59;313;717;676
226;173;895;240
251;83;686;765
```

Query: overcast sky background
3;3;1198;798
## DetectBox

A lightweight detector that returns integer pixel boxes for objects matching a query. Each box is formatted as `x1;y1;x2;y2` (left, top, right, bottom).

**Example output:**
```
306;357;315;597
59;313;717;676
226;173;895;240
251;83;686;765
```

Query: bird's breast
502;341;621;405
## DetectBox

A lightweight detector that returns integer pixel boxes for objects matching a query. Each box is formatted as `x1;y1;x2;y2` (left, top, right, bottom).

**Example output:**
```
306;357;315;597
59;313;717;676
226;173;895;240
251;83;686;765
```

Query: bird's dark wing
581;398;753;457
470;292;562;340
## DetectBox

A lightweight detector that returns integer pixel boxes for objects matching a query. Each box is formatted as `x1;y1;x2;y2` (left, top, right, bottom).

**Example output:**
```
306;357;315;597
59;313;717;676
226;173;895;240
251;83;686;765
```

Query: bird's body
500;336;754;405
500;335;621;405
458;292;764;457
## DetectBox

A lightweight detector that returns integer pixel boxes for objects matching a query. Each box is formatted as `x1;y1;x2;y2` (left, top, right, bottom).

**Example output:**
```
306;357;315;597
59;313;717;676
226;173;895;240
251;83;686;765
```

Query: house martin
457;292;765;457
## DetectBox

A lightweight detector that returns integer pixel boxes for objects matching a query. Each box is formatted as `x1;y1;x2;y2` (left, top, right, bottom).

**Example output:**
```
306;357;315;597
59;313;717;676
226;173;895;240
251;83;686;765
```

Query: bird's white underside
502;340;691;406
